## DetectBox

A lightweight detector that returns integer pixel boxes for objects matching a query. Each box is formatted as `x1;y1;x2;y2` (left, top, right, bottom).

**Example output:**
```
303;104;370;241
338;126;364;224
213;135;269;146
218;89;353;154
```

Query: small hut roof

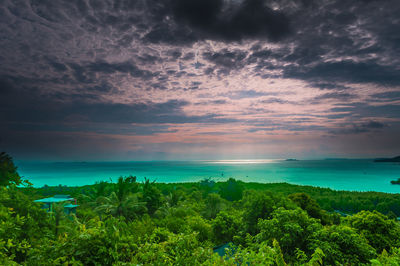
34;195;74;203
64;204;79;208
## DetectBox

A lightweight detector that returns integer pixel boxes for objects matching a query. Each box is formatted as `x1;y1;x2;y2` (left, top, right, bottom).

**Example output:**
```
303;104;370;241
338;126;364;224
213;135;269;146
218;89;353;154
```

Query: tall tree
95;176;145;219
142;177;162;216
0;152;25;187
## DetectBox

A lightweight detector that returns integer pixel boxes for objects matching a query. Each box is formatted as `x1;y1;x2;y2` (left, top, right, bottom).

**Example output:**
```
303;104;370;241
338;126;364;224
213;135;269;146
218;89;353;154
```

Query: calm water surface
16;159;400;193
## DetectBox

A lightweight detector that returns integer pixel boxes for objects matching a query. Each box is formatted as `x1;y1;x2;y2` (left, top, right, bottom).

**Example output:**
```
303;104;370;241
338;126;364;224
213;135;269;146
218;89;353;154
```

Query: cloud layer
0;0;400;160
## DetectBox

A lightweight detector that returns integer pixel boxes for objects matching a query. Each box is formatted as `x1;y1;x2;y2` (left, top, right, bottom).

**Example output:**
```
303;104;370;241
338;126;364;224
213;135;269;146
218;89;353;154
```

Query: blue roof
34;195;74;203
64;204;79;208
213;242;236;258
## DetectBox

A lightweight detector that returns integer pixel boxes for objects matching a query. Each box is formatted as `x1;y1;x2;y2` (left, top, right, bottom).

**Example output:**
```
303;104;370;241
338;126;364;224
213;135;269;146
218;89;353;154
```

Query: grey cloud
247;123;327;133
329;103;400;119
67;60;155;85
86;61;154;79
138;54;161;64
191;81;201;86
225;90;276;99
362;120;386;129
194;99;227;105
151;83;169;91
166;49;182;60
203;67;214;75
1;95;227;125
143;25;197;44
272;0;400;91
313;92;356;101
0;74;236;127
371;91;400;100
329;120;387;135
170;0;292;42
261;98;294;104
182;52;195;60
211;100;227;105
203;49;248;70
49;61;68;72
310;82;349;91
247;49;272;64
284;60;400;86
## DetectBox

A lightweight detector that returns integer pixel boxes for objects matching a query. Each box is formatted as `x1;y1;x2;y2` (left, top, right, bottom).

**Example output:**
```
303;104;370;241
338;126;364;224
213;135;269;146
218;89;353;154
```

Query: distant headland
391;178;400;185
374;156;400;163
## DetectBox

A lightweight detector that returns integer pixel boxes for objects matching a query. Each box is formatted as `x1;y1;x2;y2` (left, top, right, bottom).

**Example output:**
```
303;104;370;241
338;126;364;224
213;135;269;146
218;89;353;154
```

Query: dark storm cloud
2;0;399;89
265;0;400;89
170;0;291;42
140;0;293;43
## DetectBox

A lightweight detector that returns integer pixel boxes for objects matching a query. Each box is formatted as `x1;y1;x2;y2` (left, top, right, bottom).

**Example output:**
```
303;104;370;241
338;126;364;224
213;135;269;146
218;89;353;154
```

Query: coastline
16;159;400;193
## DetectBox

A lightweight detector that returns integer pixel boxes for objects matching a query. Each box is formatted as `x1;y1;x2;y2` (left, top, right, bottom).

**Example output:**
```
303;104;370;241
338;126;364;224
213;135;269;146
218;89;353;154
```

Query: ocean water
16;159;400;193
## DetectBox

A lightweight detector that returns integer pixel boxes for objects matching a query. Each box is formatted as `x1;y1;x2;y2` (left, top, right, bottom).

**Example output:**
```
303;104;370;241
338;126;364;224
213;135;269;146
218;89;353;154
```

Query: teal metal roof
34;195;74;203
64;204;79;208
213;242;236;258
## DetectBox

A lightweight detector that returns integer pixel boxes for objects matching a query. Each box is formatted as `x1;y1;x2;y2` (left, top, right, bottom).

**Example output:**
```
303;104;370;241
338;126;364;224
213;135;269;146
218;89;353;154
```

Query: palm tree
165;189;183;208
204;193;224;219
141;177;162;215
95;191;146;219
94;177;145;219
79;181;110;208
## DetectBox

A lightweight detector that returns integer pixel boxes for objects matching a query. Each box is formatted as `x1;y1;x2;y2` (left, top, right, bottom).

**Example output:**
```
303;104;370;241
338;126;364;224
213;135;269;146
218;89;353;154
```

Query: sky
1;0;400;161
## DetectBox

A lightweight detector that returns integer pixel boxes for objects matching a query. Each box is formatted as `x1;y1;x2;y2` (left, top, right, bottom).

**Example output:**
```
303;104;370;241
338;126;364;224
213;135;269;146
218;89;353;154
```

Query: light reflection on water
203;159;281;164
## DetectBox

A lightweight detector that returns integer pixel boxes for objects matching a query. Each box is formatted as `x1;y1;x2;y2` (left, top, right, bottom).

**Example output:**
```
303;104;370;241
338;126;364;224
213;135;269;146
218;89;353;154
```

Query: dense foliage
2;154;400;265
0;152;27;187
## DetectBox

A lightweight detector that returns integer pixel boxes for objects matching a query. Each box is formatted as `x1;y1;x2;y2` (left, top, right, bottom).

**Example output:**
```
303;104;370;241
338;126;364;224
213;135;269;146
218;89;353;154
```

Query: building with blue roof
34;195;78;214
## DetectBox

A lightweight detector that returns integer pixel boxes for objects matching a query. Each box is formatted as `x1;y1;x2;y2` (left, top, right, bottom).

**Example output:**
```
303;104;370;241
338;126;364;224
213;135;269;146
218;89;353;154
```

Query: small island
374;156;400;163
285;158;299;161
391;178;400;185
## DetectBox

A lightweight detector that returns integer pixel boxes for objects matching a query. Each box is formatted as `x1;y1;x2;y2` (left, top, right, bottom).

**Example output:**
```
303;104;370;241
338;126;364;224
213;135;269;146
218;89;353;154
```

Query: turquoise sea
16;159;400;193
